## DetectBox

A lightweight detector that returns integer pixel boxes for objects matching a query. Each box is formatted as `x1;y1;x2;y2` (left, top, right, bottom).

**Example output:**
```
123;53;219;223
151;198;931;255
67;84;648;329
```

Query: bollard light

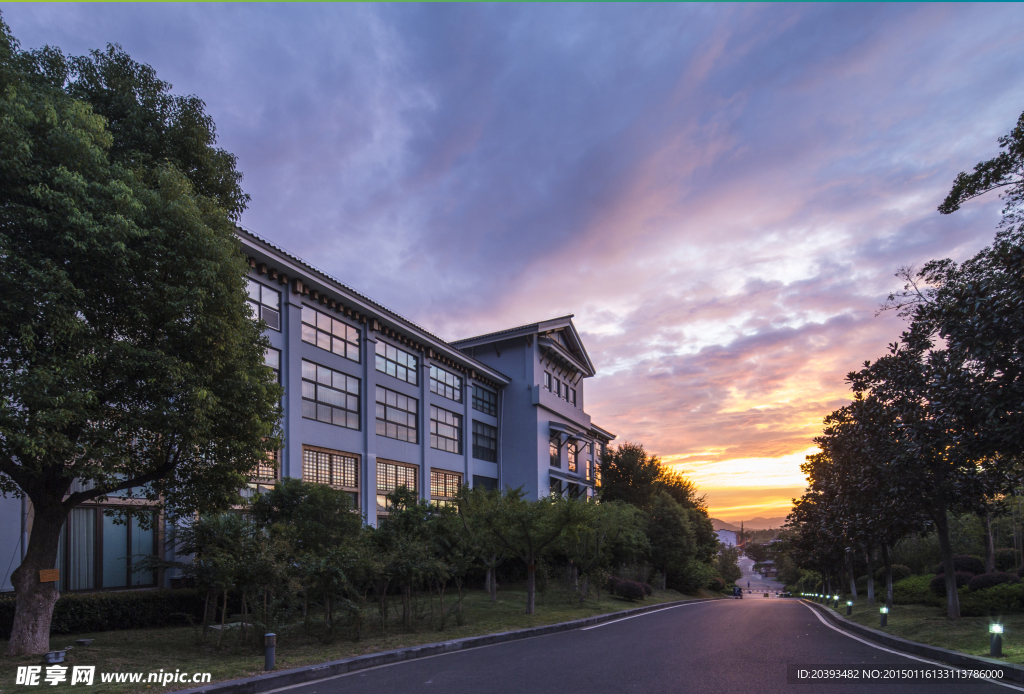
991;623;1004;657
880;606;888;628
846;600;853;616
264;633;276;671
833;595;840;608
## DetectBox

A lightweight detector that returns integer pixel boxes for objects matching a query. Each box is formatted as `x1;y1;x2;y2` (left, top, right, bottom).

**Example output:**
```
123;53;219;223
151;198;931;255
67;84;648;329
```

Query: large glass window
375;386;418;443
472;420;497;463
252;449;279;482
550;435;561;468
431;469;462;507
301;360;361;430
302;446;359;505
472;385;497;416
430;365;462;402
430;406;462;454
301;305;360;362
265;348;281;382
568;442;578;472
375;341;418;385
246;279;281;331
376;459;418;512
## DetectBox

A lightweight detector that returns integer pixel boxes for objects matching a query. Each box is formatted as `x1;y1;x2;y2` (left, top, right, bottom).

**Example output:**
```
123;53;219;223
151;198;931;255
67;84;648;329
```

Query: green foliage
0;590;205;637
892;574;941;606
996;548;1018;573
716;545;743;585
930;572;973;597
669;559;717;595
958;582;1024;617
875;565;913;583
614;580;646;602
967;572;1020;592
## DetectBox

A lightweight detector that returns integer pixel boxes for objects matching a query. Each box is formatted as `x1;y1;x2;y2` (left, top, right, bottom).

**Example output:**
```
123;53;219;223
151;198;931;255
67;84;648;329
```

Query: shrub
932;555;985;576
893;574;941;606
615;580;646;602
1017;565;1024;579
968;572;1020;592
855;575;877;592
996;548;1018;573
930;572;973;597
668;560;717;595
959;582;1024;617
606;576;622;593
641;582;655;596
0;589;205;638
707;577;725;593
874;565;913;583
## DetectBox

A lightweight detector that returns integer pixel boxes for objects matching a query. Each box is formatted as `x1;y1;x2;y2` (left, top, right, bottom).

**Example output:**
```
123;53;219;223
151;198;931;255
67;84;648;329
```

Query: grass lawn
1;585;713;694
822;596;1024;665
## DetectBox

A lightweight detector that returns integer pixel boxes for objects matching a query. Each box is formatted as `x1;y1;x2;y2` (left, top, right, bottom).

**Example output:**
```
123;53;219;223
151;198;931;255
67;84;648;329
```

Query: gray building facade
0;228;615;592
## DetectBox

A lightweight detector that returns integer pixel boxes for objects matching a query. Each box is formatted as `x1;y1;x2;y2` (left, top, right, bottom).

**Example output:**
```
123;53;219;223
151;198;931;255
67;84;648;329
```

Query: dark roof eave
237;226;511;385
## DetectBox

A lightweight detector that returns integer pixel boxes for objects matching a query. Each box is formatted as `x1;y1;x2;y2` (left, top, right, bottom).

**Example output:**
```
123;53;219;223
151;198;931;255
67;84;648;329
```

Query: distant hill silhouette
711;516;788;531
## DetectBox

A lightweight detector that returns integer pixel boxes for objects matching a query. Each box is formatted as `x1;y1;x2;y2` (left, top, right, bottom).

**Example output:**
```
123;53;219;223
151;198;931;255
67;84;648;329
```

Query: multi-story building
0;229;615;592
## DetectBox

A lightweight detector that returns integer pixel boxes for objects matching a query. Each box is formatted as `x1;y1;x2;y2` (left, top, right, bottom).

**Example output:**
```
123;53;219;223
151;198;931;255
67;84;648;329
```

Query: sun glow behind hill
667;447;814;524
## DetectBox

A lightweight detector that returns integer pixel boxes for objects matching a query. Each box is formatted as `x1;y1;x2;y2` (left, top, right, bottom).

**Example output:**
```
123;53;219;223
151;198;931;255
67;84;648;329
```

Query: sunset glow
8;4;1021;525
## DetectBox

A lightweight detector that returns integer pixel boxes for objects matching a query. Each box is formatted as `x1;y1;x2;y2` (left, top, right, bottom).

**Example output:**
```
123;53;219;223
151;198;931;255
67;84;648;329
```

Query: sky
6;4;1023;522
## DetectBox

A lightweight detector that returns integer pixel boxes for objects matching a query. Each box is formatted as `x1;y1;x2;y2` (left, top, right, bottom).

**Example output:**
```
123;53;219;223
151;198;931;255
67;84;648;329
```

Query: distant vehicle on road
732;587;743;599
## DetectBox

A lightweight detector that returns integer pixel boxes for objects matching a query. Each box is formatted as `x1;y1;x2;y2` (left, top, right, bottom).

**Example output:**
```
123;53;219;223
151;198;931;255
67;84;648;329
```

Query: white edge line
580;601;707;630
255;601;716;693
801;601;1024;692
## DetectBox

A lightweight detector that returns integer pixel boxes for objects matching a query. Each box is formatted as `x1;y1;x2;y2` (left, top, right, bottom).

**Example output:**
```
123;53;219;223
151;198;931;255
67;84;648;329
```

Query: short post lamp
846;600;853;616
990;623;1004;657
264;633;276;671
880;606;889;628
833;595;840;608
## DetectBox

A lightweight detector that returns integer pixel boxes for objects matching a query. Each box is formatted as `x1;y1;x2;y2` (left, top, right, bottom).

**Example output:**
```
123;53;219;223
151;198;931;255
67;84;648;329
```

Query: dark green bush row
932;555;985;576
968;572;1020;592
0;589;206;638
893;574;941;606
930;572;973;596
873;565;912;583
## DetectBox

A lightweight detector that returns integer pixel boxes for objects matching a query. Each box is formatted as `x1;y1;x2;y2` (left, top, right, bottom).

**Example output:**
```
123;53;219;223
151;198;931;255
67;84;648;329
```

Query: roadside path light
880;606;889;628
846;600;853;616
264;633;276;671
833;595;840;608
990;623;1004;657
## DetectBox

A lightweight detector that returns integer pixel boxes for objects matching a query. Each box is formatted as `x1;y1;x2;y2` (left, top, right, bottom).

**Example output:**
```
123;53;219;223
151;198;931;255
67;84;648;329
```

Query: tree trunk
4;505;65;656
216;589;228;648
865;548;875;605
526;564;536;615
983;511;996;574
934;502;961;619
881;543;893;610
847;552;858;600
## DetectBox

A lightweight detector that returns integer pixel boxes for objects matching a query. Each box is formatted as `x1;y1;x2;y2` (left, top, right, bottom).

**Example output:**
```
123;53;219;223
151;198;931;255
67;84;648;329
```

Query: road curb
175;596;721;694
803;599;1024;684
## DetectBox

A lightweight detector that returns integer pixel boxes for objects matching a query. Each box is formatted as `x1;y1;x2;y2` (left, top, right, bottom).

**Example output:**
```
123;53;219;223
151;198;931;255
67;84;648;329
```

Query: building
716;529;737;547
0;228;615;593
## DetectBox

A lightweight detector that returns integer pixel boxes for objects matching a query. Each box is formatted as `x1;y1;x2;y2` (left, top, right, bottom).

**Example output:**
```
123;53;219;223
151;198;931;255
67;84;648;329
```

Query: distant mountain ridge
711;516;788;531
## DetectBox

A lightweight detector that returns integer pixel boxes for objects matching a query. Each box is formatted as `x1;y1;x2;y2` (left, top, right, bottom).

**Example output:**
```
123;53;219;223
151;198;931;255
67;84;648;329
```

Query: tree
482;489;578;614
0;19;281;655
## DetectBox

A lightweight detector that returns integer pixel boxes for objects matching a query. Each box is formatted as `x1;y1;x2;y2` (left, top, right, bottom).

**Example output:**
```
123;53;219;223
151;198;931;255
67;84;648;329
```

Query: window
301;360;361;430
265;348;281;382
375;341;418;385
544;372;552;391
376;385;418;443
585;458;592;481
431;469;462;506
550;477;563;495
550;435;561;468
247;279;281;330
430;405;462;454
570;388;577;406
473;475;497;491
567;442;577;472
472;421;497;462
57;507;157;591
430;365;462;402
472;385;497;416
301;305;360;362
252;449;279;482
377;459;418;512
302;446;359;504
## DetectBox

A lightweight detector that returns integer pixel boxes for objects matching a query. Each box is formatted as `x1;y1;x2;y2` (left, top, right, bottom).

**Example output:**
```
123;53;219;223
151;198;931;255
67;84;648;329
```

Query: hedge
932;555;985;576
874;565;912;583
967;572;1020;592
930;572;974;596
959;582;1024;617
0;589;206;638
615;581;646;602
893;574;941;606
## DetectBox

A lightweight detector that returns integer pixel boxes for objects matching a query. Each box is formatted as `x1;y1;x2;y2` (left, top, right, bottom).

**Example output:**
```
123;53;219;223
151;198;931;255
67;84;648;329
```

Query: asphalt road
280;598;1019;694
738;555;785;596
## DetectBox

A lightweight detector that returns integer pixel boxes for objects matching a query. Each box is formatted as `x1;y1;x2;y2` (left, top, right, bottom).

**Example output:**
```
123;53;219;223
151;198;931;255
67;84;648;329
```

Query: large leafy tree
0;19;281;654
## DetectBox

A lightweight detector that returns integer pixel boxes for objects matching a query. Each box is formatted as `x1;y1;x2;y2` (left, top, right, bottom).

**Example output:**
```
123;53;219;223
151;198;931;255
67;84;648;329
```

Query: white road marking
579;601;708;630
800;601;1024;692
